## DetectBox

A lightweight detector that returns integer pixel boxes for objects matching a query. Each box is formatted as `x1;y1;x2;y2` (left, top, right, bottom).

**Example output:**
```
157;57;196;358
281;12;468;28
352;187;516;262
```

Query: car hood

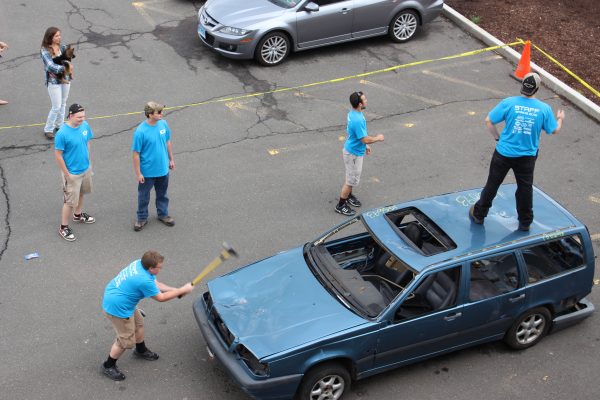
204;0;287;28
207;246;367;359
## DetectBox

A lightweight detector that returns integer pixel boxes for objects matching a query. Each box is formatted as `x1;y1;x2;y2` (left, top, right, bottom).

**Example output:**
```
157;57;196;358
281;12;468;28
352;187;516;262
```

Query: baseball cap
68;103;85;115
520;72;541;96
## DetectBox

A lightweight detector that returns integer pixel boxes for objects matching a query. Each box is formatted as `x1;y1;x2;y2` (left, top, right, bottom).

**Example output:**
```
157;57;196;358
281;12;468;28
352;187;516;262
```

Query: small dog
52;45;75;84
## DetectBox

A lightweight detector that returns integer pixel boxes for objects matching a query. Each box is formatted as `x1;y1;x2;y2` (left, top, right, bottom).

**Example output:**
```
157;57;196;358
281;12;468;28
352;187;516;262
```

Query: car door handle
509;293;526;303
443;312;462;321
340;8;351;14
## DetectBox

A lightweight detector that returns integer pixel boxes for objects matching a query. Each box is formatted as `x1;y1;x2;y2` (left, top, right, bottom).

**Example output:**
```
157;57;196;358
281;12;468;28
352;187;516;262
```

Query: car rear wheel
389;10;419;43
504;307;552;350
255;31;290;66
296;362;350;400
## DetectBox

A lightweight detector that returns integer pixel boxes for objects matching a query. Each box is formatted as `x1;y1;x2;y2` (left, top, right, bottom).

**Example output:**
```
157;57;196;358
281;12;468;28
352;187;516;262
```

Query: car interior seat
415;271;457;310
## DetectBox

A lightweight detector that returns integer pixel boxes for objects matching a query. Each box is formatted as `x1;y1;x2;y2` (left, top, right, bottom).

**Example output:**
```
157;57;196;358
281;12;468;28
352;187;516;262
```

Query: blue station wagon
193;184;595;400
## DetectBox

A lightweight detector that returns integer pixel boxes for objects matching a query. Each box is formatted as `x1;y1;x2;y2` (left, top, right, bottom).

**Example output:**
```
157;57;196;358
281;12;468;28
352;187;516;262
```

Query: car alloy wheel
390;10;419;43
297;362;350;400
505;307;551;350
256;32;290;66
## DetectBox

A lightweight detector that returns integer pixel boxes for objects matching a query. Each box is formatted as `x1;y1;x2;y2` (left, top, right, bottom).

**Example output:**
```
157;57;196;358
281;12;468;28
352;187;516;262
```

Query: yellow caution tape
529;41;600;98
0;41;524;131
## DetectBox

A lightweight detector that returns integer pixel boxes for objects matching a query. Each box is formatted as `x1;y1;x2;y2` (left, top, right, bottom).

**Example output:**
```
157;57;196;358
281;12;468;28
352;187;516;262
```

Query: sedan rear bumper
551;297;595;333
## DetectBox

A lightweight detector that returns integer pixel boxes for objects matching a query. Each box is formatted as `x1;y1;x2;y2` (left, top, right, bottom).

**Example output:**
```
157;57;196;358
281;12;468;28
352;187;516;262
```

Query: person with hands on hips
101;250;194;381
132;101;175;232
54;103;95;242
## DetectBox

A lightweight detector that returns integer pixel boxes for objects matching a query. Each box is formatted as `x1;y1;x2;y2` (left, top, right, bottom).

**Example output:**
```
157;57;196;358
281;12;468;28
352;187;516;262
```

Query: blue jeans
44;83;70;133
137;174;169;221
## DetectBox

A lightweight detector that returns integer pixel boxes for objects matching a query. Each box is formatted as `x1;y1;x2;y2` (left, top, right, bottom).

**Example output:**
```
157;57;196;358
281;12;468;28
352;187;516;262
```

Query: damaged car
193;184;595;400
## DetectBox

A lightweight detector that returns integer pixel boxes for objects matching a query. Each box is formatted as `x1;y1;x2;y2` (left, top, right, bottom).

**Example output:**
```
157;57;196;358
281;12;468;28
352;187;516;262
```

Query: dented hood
207;246;366;359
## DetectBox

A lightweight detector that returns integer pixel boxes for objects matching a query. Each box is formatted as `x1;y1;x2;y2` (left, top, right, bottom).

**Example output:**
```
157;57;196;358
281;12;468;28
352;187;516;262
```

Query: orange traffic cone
512;40;531;80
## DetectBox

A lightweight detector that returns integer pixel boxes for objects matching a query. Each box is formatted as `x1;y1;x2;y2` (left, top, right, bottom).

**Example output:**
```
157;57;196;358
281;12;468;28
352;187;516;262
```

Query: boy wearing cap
470;72;565;231
54;103;95;241
132;101;175;231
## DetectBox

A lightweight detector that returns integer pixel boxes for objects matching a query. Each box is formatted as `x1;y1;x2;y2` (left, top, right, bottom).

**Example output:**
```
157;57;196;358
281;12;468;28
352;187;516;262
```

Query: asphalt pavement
0;1;598;400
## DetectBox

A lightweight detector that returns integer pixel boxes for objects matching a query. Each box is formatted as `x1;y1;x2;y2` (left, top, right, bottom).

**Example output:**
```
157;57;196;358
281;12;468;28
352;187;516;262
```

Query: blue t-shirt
102;259;160;318
344;110;368;156
490;96;558;157
131;119;171;178
54;121;93;175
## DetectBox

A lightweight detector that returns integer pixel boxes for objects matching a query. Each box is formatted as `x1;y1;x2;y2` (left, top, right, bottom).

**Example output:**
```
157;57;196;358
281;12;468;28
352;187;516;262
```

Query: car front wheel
255;31;290;66
389;10;419;43
504;307;552;350
296;362;350;400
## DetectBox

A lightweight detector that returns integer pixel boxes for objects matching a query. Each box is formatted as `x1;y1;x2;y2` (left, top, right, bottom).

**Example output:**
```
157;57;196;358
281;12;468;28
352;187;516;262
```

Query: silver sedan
198;0;444;66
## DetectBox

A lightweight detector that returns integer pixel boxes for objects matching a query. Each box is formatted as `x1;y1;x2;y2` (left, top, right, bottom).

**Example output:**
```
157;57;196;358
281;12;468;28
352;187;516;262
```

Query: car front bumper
551;297;595;333
197;9;255;60
193;296;303;400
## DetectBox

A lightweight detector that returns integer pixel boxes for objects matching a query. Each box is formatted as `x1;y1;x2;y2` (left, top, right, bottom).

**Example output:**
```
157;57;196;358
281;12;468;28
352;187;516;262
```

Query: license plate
199;25;206;40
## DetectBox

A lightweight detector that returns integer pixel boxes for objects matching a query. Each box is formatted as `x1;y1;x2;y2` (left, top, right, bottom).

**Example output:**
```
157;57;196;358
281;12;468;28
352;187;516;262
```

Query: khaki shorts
62;169;92;208
103;309;144;350
343;149;364;186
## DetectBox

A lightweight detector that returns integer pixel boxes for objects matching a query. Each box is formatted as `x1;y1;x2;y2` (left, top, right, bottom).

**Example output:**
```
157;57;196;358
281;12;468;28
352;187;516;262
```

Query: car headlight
219;26;251;36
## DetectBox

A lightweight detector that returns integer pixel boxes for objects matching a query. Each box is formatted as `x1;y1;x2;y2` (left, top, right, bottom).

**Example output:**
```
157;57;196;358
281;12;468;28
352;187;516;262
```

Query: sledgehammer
178;242;239;298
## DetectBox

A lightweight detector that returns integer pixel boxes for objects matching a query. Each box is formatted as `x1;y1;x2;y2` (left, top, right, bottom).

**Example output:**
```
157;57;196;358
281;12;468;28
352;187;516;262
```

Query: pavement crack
0;163;11;262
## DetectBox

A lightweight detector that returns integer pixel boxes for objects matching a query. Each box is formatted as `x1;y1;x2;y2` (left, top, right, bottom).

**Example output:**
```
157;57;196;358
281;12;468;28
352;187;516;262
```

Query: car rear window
385;207;456;256
522;235;585;283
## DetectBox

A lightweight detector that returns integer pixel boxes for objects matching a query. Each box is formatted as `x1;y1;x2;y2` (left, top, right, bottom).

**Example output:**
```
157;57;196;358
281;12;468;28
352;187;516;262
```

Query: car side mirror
304;2;319;12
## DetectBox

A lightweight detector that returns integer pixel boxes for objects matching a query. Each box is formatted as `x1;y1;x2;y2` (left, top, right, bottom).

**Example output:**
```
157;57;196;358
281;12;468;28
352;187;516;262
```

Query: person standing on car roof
101;250;193;381
469;72;565;231
335;91;385;216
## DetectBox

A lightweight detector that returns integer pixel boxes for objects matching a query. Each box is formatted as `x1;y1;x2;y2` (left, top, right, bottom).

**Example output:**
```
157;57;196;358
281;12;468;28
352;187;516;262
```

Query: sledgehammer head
222;242;239;259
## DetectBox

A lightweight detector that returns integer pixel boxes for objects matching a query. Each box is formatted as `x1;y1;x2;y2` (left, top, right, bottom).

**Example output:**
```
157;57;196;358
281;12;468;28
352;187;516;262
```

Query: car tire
389;10;420;43
295;362;350;400
504;307;552;350
255;31;290;66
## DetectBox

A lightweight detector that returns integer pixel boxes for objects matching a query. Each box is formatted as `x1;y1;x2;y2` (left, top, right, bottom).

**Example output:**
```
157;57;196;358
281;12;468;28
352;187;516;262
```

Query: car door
372;265;464;372
296;0;353;48
351;0;393;38
458;251;530;343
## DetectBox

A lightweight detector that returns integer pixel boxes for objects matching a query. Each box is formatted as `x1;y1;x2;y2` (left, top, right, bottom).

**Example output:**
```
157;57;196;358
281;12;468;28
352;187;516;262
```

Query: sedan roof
362;184;582;273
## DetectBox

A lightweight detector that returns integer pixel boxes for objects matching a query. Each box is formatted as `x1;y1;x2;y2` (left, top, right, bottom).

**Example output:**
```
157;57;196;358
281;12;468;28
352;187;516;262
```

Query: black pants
474;150;537;226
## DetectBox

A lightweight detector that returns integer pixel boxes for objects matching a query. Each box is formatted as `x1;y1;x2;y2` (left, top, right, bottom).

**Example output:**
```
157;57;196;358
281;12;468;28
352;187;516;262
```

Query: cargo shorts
103;309;144;350
62;169;92;208
343;149;364;187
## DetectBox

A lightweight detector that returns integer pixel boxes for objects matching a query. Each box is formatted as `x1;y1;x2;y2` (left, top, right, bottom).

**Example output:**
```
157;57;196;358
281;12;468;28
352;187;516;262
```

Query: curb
442;4;600;124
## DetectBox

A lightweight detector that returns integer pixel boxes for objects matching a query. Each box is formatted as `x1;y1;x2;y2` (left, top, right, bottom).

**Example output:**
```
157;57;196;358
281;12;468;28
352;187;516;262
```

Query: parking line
132;2;157;27
588;195;600;204
359;79;442;105
590;233;600;242
421;70;509;96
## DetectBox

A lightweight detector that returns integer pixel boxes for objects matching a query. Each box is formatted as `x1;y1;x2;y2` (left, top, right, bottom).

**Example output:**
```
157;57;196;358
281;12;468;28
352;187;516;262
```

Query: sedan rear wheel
255;32;290;66
389;10;419;43
504;307;552;350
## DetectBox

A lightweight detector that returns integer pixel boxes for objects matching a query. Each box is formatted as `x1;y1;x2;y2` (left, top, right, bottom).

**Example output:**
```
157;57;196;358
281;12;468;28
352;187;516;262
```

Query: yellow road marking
404;123;415;128
588;195;600;204
224;101;255;117
467;111;477;116
0;40;524;131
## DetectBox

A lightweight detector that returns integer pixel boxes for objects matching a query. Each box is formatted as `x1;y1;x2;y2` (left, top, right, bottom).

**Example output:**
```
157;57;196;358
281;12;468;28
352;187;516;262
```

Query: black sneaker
102;364;125;381
335;203;356;216
44;131;55;140
58;226;76;241
347;194;362;208
133;348;159;361
134;220;147;232
468;205;483;224
73;212;95;224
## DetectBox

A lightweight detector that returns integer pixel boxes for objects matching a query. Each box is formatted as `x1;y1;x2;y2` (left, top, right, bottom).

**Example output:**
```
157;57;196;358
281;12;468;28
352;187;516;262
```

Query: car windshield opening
267;0;301;9
306;216;416;318
384;207;457;256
